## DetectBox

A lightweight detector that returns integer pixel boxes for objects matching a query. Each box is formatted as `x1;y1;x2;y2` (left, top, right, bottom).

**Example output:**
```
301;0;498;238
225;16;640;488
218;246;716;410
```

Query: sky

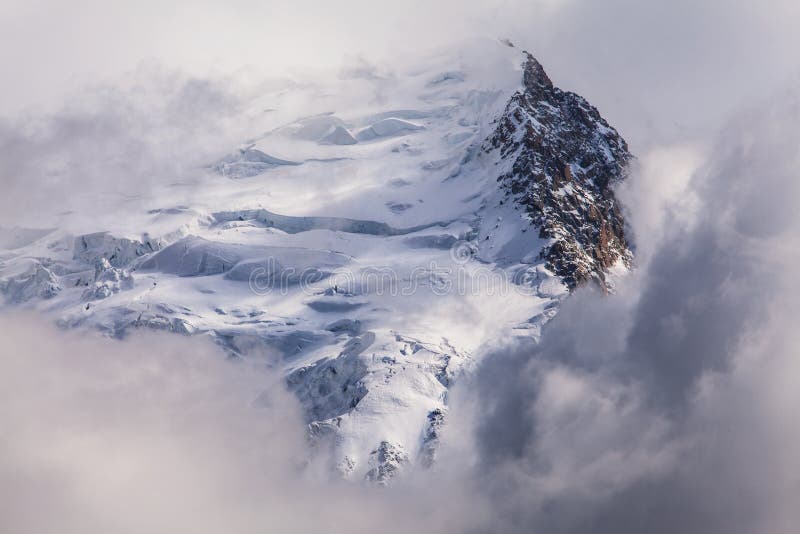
2;0;800;148
1;1;800;533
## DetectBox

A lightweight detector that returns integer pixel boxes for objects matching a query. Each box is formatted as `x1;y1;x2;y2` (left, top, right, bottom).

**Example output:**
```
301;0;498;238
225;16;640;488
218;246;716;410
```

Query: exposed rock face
485;52;632;289
419;408;445;469
364;441;409;485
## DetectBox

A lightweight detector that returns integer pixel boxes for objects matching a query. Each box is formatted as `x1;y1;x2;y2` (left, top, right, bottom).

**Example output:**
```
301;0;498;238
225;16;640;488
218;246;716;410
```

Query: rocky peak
485;52;632;289
522;52;553;94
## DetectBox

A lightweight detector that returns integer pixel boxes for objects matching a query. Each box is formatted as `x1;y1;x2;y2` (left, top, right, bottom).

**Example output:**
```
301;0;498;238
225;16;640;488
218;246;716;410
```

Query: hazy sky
3;0;800;149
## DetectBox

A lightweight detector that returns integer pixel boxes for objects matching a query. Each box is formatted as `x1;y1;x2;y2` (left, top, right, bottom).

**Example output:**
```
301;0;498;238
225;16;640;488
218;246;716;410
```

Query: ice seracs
82;258;134;301
355;117;424;142
213;147;300;178
320;125;358;145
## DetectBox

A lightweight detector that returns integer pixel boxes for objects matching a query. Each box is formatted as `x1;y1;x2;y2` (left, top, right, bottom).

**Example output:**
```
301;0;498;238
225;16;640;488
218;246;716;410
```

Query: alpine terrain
0;39;631;483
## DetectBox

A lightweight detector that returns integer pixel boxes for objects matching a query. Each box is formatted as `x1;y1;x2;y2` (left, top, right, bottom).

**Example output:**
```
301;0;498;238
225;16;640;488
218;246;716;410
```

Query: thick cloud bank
0;314;485;534
464;92;800;533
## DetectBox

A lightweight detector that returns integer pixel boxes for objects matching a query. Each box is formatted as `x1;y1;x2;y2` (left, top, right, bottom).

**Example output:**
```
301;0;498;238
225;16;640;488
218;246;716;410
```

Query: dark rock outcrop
485;52;632;289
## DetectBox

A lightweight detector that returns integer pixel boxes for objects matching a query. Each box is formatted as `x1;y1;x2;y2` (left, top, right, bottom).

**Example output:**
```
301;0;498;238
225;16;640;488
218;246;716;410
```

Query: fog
3;0;799;149
0;314;487;533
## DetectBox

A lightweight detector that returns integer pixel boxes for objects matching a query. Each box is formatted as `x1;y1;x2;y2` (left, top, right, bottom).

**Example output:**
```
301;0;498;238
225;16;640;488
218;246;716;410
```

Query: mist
0;314;487;534
3;0;800;150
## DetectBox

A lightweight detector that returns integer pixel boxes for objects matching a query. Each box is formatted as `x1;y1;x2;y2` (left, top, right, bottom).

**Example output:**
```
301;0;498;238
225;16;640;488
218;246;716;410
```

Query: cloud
0;0;509;116
0;313;490;534
497;0;800;150
0;68;259;230
460;88;800;533
4;0;799;152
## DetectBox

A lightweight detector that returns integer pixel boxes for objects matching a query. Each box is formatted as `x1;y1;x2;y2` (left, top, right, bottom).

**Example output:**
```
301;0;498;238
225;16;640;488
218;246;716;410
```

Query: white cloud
0;313;487;534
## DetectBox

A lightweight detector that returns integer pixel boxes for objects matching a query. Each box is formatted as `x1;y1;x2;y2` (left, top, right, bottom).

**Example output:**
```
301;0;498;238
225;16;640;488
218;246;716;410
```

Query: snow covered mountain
0;40;631;482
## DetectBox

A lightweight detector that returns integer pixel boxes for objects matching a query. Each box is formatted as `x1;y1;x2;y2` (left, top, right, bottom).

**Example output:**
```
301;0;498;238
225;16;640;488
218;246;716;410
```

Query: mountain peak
522;52;553;92
485;53;632;289
1;45;633;483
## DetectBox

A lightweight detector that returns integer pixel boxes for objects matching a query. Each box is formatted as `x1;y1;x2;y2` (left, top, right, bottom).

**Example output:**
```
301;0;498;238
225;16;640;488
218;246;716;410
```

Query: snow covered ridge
0;40;631;483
